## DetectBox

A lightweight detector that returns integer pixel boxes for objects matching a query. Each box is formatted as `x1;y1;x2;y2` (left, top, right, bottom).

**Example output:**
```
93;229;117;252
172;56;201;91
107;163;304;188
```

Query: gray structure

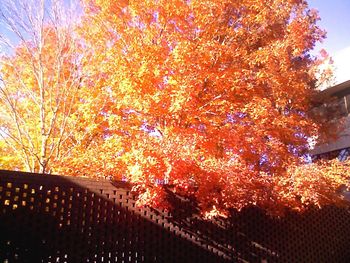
311;80;350;160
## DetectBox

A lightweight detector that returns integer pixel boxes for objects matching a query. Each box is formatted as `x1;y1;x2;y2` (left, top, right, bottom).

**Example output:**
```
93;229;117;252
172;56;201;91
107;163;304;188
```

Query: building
311;80;350;161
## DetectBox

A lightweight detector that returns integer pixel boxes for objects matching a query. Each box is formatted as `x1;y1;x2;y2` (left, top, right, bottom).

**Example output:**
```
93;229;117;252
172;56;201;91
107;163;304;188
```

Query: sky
308;0;350;84
308;0;350;55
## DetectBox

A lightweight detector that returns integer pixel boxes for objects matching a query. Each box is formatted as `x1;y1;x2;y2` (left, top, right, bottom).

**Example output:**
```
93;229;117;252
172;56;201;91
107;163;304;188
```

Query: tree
71;0;350;216
1;0;349;217
0;0;97;174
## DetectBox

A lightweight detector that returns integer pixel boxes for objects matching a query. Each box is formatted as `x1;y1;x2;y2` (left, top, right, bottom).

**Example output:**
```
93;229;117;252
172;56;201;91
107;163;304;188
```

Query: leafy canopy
1;0;349;217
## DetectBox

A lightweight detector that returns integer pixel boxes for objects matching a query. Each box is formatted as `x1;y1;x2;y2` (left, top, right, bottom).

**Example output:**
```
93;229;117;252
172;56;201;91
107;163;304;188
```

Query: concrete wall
311;115;350;155
311;80;350;156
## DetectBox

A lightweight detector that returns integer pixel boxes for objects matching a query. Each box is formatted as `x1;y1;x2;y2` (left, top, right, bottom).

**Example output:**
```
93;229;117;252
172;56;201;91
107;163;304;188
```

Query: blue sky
309;0;350;56
308;0;350;84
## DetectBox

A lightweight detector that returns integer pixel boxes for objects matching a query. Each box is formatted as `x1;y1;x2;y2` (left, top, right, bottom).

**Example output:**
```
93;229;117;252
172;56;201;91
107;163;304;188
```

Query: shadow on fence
0;170;350;262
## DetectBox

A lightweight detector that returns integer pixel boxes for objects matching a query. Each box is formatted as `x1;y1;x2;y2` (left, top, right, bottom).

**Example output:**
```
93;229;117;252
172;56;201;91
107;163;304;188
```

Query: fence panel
1;170;350;262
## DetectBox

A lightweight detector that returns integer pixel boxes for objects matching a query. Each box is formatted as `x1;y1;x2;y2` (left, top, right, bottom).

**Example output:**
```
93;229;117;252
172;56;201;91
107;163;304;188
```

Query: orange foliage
2;0;349;217
63;0;349;216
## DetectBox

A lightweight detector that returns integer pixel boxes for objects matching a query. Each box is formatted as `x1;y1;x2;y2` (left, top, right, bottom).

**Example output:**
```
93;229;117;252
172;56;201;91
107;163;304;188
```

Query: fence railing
1;170;350;262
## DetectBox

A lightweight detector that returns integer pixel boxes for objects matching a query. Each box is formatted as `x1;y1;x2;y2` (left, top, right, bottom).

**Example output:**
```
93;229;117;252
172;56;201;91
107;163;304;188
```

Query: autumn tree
1;0;349;217
68;0;350;216
0;0;100;174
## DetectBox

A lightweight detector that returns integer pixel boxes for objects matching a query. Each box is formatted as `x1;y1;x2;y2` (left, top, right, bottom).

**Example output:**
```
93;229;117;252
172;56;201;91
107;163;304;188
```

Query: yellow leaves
167;76;177;86
153;68;161;77
137;63;149;78
204;205;228;220
0;20;90;173
118;79;134;94
271;160;350;212
0;140;21;170
128;163;144;182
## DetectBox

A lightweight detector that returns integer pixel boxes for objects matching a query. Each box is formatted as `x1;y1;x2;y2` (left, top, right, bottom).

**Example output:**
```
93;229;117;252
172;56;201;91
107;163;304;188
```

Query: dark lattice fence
1;170;350;263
